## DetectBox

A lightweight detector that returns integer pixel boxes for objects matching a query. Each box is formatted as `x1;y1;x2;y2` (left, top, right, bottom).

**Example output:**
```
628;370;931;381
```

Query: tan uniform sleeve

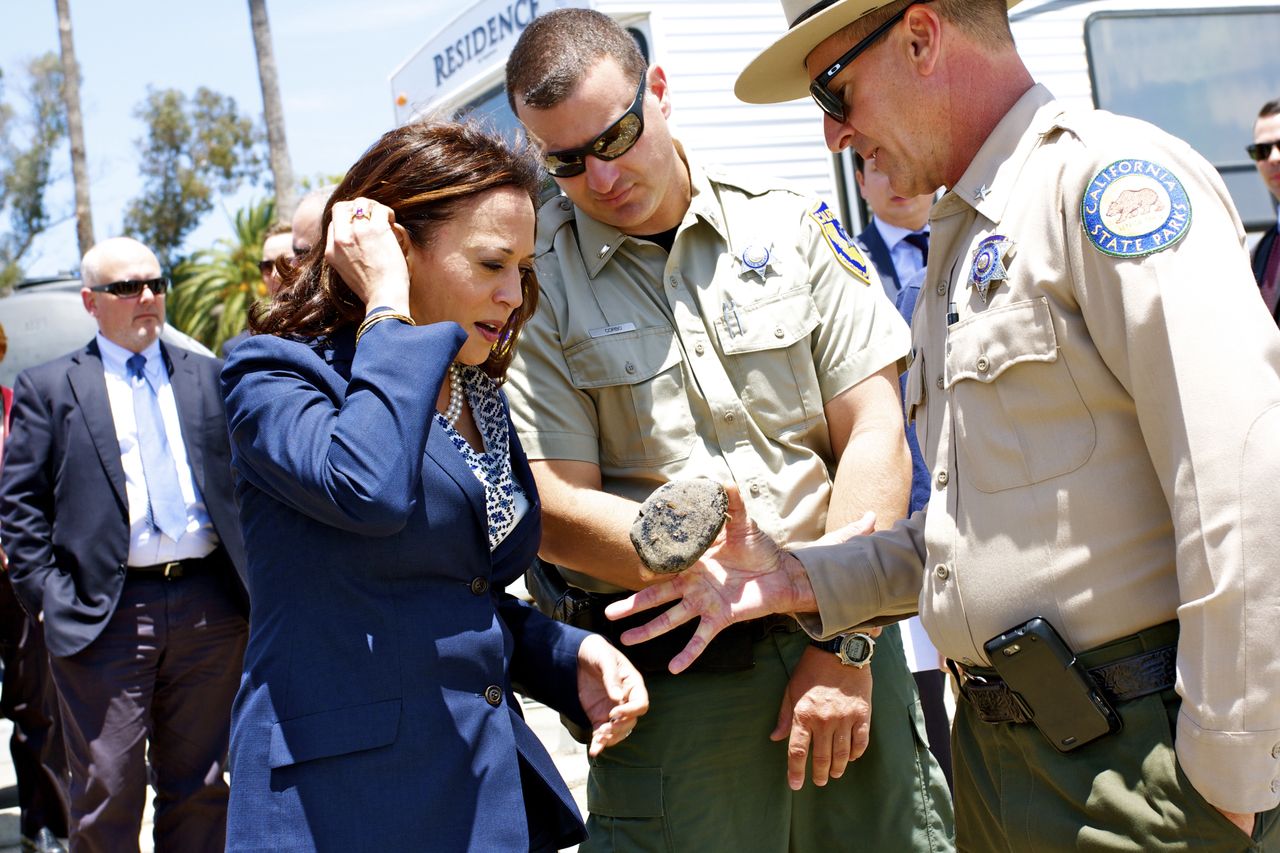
797;207;910;402
1063;132;1280;814
790;511;927;639
505;257;602;465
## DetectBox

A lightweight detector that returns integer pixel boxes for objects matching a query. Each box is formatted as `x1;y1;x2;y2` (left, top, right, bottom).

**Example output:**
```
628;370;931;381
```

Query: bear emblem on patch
1081;159;1192;258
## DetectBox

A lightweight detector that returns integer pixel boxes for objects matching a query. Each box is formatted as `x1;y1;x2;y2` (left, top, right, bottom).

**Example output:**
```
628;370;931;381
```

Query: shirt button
1273;778;1280;794
935;564;950;580
936;282;946;295
724;412;736;423
624;361;636;374
774;325;785;338
1272;742;1280;759
469;577;489;595
976;355;990;372
558;198;571;211
695;343;705;356
484;685;503;707
668;275;678;288
936;376;944;390
936;469;948;487
749;483;761;497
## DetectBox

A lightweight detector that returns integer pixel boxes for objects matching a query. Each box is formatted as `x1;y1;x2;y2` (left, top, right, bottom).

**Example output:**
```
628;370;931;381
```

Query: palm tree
169;198;275;353
54;0;94;256
248;0;296;219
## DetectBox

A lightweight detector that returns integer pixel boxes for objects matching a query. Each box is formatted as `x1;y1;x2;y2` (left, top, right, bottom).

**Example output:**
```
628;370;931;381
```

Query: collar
573;139;705;278
875;219;928;250
97;333;164;382
936;83;1063;223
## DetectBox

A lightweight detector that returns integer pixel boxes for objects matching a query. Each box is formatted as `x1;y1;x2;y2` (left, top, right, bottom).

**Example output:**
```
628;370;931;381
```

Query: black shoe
20;828;67;853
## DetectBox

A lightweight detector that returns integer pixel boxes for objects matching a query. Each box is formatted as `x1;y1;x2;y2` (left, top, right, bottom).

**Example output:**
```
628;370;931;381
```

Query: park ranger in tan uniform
609;0;1280;848
503;9;954;852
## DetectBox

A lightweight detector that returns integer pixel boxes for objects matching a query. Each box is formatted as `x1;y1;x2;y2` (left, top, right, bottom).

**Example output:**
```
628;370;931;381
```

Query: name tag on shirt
589;322;637;338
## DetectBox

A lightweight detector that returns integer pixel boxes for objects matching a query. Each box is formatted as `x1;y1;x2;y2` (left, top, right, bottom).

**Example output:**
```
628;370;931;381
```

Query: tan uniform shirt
506;153;909;593
794;85;1280;814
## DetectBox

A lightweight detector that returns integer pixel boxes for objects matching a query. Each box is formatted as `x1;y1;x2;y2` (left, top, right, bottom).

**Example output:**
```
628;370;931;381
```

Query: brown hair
505;8;648;113
1260;99;1280;119
250;119;543;381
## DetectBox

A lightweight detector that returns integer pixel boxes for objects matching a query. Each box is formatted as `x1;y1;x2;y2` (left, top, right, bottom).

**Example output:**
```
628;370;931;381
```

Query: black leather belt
127;555;216;580
956;643;1177;725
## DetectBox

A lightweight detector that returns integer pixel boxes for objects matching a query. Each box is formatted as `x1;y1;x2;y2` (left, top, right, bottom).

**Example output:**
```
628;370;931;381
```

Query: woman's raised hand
325;197;412;315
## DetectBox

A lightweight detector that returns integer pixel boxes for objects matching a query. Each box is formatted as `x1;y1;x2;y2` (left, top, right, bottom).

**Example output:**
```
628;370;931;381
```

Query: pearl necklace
441;363;464;426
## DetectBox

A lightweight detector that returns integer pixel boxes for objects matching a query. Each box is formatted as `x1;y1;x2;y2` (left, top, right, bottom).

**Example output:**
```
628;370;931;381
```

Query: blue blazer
0;339;247;658
855;217;900;298
221;320;590;852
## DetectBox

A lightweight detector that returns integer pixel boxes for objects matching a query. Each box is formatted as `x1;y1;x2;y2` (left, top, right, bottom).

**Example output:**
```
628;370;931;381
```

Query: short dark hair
250;119;543;382
1259;99;1280;120
505;8;648;114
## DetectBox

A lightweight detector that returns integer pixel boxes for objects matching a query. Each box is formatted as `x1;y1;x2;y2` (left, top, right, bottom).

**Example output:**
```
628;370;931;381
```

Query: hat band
790;0;842;27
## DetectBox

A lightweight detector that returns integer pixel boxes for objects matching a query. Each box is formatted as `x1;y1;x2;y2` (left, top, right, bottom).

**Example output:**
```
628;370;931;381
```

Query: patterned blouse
435;365;529;551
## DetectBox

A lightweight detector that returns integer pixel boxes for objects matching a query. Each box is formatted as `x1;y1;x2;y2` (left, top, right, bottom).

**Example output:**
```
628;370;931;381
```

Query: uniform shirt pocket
717;287;823;439
945;297;1096;493
564;326;696;468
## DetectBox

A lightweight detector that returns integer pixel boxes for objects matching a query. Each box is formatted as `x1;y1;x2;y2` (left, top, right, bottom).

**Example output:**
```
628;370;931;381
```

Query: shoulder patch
1081;159;1191;258
807;201;872;285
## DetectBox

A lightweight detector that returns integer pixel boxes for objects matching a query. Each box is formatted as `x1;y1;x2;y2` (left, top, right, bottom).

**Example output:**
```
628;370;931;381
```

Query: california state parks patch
808;201;872;285
1081;159;1191;258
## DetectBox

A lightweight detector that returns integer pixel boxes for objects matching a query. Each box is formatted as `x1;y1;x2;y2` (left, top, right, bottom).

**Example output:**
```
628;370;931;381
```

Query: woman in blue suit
221;121;648;852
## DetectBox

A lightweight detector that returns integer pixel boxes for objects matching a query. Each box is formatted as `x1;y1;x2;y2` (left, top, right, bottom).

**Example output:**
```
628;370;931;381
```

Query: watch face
840;634;873;666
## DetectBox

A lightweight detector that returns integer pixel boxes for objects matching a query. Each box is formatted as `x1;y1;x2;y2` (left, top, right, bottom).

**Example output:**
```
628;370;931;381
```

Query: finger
829;730;853;780
611;670;650;718
807;726;834;788
604;582;682;622
786;723;812;791
770;694;793;742
847;717;871;762
667;620;724;675
616;598;701;645
814;511;877;547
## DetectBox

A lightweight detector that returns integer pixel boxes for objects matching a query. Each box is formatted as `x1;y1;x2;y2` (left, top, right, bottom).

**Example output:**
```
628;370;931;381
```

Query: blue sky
4;1;456;277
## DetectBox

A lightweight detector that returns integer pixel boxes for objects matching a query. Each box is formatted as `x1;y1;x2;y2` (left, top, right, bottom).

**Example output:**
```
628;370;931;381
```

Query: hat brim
736;0;1022;105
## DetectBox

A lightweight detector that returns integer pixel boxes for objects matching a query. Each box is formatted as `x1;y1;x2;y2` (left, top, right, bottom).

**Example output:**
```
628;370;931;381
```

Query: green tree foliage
168;197;275;353
0;53;69;292
123;87;264;270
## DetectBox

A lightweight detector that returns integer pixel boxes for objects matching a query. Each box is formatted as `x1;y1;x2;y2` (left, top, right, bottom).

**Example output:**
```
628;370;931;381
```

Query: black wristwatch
810;632;876;668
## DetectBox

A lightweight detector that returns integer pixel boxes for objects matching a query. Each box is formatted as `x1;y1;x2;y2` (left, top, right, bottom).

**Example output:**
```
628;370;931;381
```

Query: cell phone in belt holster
983;617;1123;753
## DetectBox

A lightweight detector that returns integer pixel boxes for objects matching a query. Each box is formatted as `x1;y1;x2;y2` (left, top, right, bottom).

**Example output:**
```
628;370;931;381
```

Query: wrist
780;551;817;614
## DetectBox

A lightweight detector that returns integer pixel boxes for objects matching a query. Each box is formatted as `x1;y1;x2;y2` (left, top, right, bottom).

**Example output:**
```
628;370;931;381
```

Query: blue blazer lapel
67;341;128;511
163;343;207;495
426;425;486;529
857;218;901;295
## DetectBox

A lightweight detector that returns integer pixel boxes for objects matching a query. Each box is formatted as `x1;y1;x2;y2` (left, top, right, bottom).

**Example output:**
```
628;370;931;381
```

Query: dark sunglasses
258;256;293;275
87;277;170;298
543;75;647;178
1246;140;1280;162
810;1;929;123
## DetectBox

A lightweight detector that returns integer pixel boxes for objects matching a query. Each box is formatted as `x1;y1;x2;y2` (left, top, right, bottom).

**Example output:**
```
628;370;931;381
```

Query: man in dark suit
0;237;248;853
853;152;932;302
1250;98;1280;325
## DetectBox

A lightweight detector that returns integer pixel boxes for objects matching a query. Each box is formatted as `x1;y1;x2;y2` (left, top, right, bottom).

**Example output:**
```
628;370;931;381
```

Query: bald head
80;237;166;353
291;187;334;256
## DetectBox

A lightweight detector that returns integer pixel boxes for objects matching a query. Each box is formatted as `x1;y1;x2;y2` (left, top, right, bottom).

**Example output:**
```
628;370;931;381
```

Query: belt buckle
161;561;183;579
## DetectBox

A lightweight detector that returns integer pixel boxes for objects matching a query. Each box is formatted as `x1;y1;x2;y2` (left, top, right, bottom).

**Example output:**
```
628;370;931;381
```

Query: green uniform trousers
582;625;955;852
953;629;1279;851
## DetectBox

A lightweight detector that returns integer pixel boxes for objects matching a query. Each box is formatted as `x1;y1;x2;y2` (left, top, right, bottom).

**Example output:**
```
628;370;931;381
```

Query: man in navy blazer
1250;98;1280;325
0;237;248;853
853;152;933;303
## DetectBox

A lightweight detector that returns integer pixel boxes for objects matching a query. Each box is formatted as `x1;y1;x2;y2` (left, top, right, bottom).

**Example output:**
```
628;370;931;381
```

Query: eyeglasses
258;256;293;276
1246;140;1280;162
809;2;928;123
542;75;647;178
87;277;170;298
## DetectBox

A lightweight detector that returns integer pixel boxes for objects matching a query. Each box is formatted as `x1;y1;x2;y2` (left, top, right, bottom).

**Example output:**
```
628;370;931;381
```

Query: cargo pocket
945;297;1095;493
584;765;672;853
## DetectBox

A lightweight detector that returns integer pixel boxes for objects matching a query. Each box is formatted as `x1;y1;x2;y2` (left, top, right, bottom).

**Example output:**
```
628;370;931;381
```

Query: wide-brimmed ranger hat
736;0;1021;104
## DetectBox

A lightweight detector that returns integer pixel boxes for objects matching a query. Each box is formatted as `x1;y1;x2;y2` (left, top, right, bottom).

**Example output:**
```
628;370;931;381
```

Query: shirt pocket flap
945;297;1058;388
268;698;401;769
717;287;820;355
565;326;679;389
